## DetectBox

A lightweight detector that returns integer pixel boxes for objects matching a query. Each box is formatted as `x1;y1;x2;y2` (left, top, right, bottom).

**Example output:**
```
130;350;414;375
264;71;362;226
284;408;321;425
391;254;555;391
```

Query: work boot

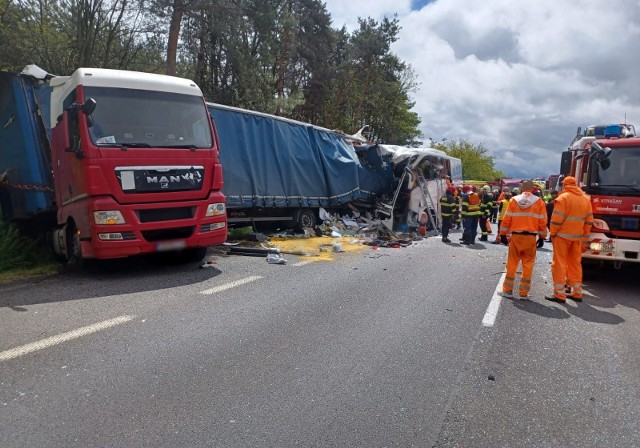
479;236;488;241
545;295;566;304
442;237;451;243
568;296;583;302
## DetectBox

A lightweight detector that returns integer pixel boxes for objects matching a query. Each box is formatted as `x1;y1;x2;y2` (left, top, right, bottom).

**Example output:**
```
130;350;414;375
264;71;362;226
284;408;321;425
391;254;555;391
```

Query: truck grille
137;207;195;223
141;227;195;242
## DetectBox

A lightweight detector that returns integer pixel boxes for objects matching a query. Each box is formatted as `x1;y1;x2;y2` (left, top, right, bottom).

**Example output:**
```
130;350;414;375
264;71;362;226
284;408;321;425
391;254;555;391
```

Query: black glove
500;235;509;245
536;237;544;248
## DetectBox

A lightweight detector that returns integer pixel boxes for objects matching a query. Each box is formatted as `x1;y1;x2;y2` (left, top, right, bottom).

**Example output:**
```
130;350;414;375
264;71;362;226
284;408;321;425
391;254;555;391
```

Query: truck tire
66;222;91;267
293;208;316;231
152;247;208;264
182;247;208;262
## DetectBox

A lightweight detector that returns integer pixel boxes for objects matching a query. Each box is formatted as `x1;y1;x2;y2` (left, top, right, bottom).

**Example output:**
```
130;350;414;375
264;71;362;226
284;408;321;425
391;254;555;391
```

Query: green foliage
0;221;36;272
2;0;421;143
312;16;422;145
1;0;165;74
227;226;254;241
436;139;505;181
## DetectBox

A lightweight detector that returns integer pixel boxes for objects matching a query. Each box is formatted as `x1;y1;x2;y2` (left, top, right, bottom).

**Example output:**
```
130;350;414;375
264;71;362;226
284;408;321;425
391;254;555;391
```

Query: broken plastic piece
199;259;217;268
266;253;287;264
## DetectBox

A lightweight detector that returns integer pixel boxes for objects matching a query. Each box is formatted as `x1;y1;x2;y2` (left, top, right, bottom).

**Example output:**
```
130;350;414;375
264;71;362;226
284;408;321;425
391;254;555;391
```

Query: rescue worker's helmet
471;185;478;192
461;185;471;193
447;186;456;194
511;187;521;195
482;185;490;192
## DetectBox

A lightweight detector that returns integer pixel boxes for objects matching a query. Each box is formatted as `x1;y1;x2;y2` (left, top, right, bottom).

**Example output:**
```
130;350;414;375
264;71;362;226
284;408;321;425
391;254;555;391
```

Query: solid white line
0;315;135;362
291;260;314;267
482;273;506;327
200;275;263;295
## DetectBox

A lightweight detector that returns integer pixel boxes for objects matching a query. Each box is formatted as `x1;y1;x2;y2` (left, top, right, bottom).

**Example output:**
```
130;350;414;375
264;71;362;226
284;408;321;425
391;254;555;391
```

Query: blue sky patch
412;0;433;10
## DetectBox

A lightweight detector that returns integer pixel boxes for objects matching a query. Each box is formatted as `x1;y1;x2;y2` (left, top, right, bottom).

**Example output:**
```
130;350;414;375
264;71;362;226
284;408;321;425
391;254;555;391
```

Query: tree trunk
166;0;185;76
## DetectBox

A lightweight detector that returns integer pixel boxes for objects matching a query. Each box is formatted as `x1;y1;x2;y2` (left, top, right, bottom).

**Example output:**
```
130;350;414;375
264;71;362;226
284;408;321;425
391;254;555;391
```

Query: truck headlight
93;210;126;225
589;241;614;252
206;203;226;217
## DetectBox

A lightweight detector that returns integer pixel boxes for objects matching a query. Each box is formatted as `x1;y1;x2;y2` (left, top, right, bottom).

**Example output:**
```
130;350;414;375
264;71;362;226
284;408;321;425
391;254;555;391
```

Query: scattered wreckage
212;204;425;268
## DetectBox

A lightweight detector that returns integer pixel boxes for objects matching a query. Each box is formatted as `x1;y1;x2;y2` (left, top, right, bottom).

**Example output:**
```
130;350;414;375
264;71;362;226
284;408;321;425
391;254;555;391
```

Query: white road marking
482;273;506;327
200;275;263;295
291;260;314;267
0;315;135;362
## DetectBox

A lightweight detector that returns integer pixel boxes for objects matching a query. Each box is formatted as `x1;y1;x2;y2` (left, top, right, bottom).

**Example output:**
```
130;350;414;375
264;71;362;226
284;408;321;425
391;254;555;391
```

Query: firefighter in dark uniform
453;187;462;229
478;186;495;241
440;186;457;243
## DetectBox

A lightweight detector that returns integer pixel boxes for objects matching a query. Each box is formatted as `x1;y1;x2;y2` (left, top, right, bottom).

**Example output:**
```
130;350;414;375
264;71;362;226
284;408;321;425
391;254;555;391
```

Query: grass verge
0;220;63;284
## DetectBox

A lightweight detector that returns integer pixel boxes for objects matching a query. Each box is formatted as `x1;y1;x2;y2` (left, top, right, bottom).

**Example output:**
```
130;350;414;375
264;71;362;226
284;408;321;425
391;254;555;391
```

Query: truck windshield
84;87;212;149
590;146;640;191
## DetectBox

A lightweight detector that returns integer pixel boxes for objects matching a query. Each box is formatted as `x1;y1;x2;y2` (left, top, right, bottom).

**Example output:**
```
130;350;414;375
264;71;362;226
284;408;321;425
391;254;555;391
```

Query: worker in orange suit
499;180;548;299
545;176;593;303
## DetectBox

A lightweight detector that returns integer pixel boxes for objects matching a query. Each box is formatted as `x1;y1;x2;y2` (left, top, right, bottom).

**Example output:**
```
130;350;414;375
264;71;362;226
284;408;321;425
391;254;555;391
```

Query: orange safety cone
486;218;493;234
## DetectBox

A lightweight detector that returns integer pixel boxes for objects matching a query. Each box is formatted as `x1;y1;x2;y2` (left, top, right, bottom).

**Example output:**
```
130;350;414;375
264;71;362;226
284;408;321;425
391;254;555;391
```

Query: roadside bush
0;220;37;272
227;226;254;241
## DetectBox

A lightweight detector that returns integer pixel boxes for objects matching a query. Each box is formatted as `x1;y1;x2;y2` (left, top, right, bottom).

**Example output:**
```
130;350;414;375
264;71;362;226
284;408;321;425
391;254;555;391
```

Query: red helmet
447;186;456;194
471;185;478;192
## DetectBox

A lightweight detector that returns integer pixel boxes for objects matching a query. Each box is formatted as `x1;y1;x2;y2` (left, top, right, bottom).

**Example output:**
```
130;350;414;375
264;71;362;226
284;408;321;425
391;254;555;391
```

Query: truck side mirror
82;98;96;115
560;151;572;176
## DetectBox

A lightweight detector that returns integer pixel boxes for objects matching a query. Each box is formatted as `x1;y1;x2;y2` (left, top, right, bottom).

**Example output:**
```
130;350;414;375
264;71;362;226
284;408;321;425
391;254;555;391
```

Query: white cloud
323;0;640;178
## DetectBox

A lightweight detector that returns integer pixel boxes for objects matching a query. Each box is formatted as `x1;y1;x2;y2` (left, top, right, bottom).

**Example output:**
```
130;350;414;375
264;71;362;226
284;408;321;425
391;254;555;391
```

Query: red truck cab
49;68;226;262
561;124;640;267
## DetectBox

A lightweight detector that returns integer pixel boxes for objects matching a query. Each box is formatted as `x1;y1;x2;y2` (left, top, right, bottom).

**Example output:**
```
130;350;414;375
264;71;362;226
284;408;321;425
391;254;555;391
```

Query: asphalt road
1;230;639;447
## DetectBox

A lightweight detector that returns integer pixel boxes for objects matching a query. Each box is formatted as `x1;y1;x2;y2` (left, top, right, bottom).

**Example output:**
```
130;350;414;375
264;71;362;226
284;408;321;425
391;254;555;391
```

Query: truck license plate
156;240;187;251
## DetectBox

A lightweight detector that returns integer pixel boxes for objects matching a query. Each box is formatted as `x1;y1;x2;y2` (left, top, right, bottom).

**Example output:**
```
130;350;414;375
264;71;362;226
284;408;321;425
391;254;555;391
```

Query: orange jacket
499;193;548;238
462;192;481;216
550;185;593;241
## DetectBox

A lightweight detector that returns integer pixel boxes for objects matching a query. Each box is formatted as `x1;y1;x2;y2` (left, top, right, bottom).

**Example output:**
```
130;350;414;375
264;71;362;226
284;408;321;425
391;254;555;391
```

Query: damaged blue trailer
207;103;394;229
207;102;463;232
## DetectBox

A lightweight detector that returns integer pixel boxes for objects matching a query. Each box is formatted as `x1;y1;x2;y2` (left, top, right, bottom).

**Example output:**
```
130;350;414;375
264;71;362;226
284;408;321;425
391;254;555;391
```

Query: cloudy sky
323;0;640;178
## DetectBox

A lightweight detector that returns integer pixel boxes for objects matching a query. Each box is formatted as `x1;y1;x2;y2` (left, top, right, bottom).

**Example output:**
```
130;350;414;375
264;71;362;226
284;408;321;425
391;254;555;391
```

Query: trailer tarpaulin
208;103;386;208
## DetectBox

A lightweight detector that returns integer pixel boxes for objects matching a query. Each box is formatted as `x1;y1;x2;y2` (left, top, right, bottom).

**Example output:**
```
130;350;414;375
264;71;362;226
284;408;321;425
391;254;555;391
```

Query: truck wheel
182;247;208;262
293;208;316;231
66;222;90;267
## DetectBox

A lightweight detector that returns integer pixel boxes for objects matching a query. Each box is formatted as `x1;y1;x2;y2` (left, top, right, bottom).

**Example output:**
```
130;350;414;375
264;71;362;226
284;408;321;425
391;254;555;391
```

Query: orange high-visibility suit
548;177;593;301
499;192;548;298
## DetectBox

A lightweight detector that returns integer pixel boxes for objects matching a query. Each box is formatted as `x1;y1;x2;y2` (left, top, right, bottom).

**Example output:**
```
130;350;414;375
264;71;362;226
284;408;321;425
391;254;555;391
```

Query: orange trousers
502;234;537;297
551;237;583;300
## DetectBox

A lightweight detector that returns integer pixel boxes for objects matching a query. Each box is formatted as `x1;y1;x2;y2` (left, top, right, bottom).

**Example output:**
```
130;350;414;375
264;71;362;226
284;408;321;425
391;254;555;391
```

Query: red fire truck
561;124;640;268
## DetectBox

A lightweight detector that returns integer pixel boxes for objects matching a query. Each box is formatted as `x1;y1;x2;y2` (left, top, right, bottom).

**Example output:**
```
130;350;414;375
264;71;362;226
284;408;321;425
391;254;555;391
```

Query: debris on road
266;253;287;265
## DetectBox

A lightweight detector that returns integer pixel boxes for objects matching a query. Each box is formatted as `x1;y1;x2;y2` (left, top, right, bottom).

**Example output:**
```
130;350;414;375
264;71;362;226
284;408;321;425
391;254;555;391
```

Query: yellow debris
267;236;367;262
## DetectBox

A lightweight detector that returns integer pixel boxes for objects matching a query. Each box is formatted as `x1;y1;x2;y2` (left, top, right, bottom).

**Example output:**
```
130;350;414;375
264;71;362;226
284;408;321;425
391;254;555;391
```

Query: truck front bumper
79;193;227;259
583;232;640;264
